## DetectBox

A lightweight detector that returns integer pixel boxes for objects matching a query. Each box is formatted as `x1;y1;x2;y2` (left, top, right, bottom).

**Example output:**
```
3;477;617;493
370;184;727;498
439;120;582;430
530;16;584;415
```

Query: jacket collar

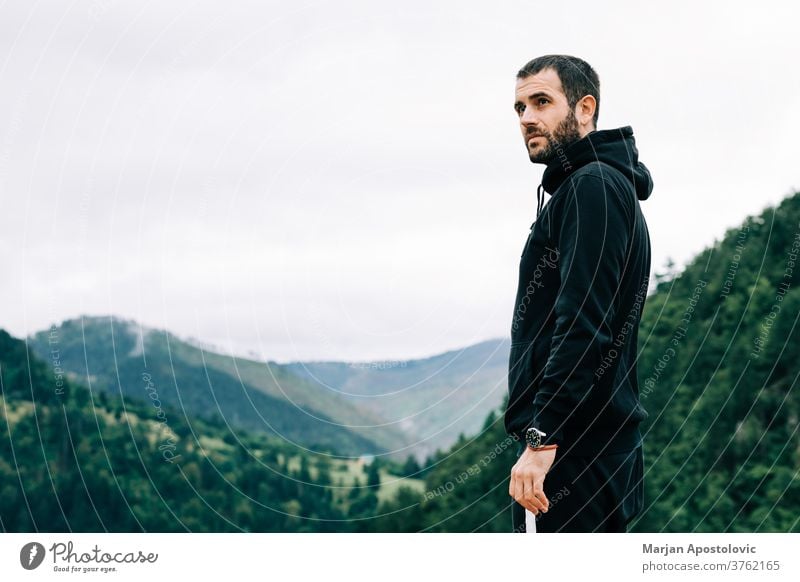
540;125;653;201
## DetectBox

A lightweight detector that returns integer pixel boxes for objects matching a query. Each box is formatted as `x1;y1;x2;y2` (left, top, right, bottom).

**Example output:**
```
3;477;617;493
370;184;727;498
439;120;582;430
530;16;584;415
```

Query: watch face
526;428;541;449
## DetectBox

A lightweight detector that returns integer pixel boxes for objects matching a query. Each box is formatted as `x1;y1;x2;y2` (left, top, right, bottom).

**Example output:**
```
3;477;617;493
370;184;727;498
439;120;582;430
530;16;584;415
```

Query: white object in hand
525;509;537;533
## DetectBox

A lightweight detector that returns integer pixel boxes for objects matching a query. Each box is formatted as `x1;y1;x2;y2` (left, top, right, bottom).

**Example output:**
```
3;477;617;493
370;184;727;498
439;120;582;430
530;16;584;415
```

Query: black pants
511;442;643;533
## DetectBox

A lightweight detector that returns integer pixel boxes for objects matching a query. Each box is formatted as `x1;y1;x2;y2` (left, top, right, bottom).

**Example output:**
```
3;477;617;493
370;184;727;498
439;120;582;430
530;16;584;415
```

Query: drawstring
536;183;545;218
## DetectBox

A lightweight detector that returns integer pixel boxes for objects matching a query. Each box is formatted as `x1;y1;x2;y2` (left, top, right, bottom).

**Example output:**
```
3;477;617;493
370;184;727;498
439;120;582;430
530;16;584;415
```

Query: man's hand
509;446;557;515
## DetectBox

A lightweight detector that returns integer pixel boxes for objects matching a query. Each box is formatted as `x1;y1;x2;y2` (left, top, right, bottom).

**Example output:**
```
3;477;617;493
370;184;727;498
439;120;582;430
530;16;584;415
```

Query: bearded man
505;54;653;533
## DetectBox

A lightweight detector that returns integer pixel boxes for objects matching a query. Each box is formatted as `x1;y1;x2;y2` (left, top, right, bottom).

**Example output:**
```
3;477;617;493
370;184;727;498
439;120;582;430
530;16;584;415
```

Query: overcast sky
1;0;797;362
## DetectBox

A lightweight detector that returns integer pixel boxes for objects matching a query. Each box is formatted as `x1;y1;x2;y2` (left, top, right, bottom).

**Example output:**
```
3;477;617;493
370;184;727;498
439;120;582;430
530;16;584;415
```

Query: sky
1;0;798;363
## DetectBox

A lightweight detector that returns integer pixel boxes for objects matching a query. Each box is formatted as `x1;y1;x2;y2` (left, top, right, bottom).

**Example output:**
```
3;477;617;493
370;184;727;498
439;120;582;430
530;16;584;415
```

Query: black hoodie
504;125;653;457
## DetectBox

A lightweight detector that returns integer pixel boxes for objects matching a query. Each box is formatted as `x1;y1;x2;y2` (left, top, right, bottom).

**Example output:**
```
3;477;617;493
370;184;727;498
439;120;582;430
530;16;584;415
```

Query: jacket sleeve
530;174;631;447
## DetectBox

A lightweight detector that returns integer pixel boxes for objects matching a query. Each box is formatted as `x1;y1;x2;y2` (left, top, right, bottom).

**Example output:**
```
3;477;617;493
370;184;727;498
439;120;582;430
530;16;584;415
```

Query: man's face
514;68;584;164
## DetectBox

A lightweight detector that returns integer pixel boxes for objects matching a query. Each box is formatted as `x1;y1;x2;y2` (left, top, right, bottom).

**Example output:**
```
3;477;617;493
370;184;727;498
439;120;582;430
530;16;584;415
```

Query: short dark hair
517;55;600;127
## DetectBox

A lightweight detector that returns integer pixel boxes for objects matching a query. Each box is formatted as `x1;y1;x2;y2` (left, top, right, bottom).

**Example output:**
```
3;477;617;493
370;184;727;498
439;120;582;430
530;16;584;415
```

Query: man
504;55;653;533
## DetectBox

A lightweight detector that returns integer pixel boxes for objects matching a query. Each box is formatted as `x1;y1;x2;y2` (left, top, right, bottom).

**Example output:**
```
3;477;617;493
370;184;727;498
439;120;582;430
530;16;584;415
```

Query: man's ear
575;95;597;130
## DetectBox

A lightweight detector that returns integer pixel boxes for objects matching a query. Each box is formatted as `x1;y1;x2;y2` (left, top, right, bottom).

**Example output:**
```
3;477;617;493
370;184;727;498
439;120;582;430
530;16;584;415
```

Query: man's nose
520;107;539;127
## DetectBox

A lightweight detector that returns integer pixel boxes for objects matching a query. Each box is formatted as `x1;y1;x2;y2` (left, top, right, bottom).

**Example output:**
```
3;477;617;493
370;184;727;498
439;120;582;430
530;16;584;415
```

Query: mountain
1;328;423;532
27;317;510;462
629;192;800;531
27;317;400;458
284;338;510;461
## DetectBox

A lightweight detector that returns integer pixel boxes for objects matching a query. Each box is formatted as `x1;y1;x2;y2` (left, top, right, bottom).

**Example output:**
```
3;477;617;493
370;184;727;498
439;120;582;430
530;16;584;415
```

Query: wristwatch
525;426;547;450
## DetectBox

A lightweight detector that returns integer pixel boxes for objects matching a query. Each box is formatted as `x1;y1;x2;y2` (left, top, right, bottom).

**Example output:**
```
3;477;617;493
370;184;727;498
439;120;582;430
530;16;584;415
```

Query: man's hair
517;54;600;127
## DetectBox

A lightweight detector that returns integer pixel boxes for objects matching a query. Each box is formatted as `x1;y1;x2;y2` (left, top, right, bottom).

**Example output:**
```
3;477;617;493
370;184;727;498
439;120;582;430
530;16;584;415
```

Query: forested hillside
0;329;424;532
26;317;398;457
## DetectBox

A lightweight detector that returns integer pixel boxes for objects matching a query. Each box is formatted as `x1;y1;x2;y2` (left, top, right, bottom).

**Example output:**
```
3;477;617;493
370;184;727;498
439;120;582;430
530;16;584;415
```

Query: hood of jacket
540;125;653;201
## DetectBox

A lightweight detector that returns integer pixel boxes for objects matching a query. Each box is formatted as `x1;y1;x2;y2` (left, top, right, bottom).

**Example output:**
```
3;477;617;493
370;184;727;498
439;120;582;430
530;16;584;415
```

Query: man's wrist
530;407;565;447
526;443;558;452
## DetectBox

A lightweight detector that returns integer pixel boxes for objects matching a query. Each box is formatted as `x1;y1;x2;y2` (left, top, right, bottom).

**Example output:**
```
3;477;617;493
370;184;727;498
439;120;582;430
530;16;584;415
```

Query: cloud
1;0;798;360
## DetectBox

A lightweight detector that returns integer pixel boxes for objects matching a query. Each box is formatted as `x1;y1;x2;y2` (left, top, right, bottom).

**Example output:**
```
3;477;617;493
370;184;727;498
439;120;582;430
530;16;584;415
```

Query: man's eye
537;98;548;106
516;104;525;114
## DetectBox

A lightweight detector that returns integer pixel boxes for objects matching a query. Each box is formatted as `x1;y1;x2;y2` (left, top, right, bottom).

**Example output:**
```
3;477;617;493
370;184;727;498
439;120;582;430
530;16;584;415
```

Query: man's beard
527;110;582;164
